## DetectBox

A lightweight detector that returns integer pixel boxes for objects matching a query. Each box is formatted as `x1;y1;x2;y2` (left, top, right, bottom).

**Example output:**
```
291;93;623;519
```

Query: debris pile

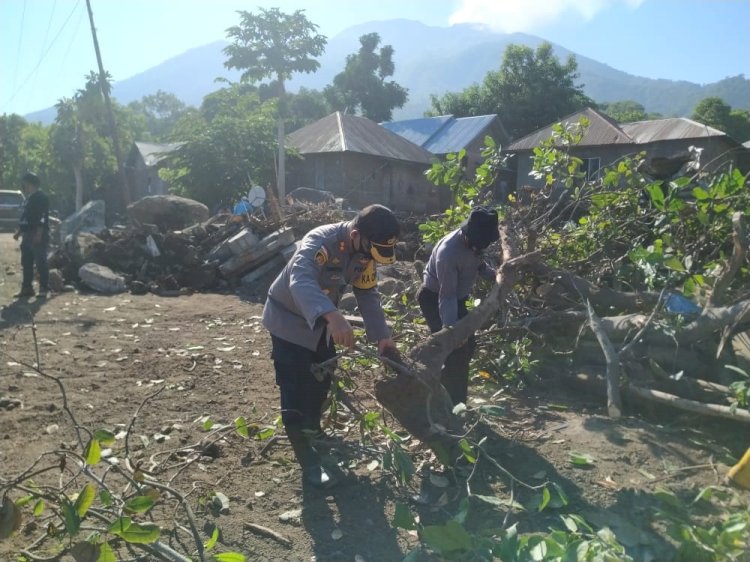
48;195;297;295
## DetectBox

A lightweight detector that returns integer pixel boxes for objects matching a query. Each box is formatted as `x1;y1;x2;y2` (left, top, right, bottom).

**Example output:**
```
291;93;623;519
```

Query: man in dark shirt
13;172;50;298
417;206;499;406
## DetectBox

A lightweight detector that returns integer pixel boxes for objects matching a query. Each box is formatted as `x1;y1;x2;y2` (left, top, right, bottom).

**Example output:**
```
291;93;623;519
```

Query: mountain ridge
25;19;749;126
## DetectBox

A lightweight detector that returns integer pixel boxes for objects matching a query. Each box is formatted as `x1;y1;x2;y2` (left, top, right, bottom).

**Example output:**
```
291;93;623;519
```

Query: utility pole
85;0;130;209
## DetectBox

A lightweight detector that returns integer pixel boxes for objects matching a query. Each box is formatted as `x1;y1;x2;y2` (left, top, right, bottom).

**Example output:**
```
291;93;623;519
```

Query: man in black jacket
13;172;50;298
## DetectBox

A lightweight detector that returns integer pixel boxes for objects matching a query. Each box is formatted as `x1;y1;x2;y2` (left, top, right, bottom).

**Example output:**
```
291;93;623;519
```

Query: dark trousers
20;235;49;291
417;286;476;406
271;333;336;431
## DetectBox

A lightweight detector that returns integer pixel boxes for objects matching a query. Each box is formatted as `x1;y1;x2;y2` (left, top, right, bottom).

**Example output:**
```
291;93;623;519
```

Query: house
505;107;750;191
286;112;445;212
126;142;181;201
382;114;513;197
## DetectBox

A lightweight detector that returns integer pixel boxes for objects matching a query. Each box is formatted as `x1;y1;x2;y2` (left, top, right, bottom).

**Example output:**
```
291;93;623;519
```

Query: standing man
262;204;400;488
13;172;50;299
417;206;499;406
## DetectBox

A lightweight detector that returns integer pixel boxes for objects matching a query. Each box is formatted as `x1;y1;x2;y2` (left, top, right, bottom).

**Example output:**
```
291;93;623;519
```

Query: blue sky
1;0;748;117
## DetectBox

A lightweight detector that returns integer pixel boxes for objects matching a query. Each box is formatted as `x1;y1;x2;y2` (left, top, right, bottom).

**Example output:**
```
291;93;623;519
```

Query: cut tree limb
708;212;748;307
585;300;622;418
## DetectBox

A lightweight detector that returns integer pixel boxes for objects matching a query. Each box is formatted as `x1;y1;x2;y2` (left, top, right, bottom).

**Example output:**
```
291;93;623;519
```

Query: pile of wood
48;206;296;296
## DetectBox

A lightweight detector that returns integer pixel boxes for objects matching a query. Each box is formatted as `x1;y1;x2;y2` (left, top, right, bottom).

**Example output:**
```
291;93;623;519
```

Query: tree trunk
276;77;286;202
73;164;84;211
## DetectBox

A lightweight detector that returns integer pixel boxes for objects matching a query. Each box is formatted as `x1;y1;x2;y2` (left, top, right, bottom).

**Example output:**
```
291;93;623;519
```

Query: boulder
78;263;126;294
127;195;209;230
65;232;106;267
286;187;335;206
378;277;406;297
59;200;106;243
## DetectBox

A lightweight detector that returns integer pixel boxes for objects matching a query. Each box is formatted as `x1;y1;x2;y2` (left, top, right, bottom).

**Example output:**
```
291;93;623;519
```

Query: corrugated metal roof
425;115;499;154
380;115;453;146
135;141;182;166
507;107;632;151
382;114;502;155
620;118;726;143
287;112;434;164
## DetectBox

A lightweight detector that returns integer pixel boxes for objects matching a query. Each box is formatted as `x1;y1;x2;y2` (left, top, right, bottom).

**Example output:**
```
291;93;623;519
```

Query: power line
30;0;58;94
12;0;27;91
2;0;82;111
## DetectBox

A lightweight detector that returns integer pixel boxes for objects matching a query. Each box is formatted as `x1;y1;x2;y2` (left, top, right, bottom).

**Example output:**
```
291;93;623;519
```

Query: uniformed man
13;172;50;299
262;204;400;487
417;206;499;406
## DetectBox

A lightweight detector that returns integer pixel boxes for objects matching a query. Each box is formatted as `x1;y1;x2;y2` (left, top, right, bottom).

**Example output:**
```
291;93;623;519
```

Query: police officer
13;172;50;299
262;204;400;487
417;206;499;406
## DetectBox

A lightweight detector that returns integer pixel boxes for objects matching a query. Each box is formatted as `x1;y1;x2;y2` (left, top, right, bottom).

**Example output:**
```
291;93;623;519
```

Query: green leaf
124;495;155;514
539;486;551;512
61;499;81;536
202;417;214;431
85;438;101;466
204;526;220;550
654;487;682;508
110;519;160;544
458;438;476;464
214;553;246;562
15;495;34;507
33;499;45;517
421;519;472;555
99;490;112;507
663;256;686;272
392;503;417;530
234;417;249;438
646;183;665;210
74;484;96;518
97;542;116;562
569;452;595;466
471;494;525;511
93;429;116;446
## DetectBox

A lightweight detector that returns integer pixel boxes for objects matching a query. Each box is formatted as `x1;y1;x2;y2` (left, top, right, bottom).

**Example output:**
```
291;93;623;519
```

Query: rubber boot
286;427;337;488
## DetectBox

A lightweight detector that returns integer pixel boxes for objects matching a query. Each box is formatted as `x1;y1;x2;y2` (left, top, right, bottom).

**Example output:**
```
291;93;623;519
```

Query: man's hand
378;338;401;359
323;310;354;349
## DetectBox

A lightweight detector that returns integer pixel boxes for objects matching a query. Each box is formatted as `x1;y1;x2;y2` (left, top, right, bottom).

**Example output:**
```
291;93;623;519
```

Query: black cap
354;204;400;264
461;206;499;250
22;172;40;187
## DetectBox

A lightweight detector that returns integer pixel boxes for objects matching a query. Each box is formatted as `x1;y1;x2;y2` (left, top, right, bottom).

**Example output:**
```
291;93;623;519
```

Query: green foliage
429;42;594;139
324;32;408;122
598;100;662;123
127;90;188;141
162;85;276;208
692;96;750;142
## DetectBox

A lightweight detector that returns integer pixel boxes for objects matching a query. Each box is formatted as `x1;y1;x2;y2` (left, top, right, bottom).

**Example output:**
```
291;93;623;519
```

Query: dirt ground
1;231;748;562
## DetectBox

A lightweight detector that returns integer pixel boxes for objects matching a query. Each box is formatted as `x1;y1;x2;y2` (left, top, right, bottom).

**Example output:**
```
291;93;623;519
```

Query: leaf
0;495;22;539
478;405;505;417
214;553;246;562
472;494;525;511
539;486;551;512
663;256;686;272
74;484;95;518
204;526;219;550
654;487;682;508
85;439;101;466
124;495;155;514
70;542;100;562
458;439;476;463
392;503;417;530
569;452;595;466
421;519;472;555
61;499;81;536
93;429;116;446
99;490;112;507
97;541;116;562
234;417;249;438
33;499;45;517
110;519;160;544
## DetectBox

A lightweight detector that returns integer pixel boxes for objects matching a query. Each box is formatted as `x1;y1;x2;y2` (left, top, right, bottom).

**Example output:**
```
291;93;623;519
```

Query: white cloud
449;0;646;33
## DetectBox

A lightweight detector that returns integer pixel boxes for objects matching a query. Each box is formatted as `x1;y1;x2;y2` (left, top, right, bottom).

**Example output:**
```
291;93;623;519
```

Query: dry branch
709;212;748;307
585;301;622;417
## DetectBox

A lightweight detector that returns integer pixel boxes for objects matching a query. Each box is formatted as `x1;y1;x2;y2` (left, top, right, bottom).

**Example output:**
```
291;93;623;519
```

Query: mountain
25;19;749;125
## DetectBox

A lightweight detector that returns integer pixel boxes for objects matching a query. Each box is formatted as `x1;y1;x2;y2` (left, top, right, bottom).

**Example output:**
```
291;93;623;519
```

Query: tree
223;8;326;201
162;84;276;208
128;90;188;141
324;32;408;122
692;97;750;142
598;100;662;123
429;42;594;139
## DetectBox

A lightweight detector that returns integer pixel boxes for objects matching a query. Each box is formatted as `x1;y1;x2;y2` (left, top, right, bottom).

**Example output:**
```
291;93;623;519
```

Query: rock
339;293;357;313
278;508;302;523
78;263;127;294
59;200;106;244
212;492;230;515
378;277;405;297
127;195;209;230
65;232;106;267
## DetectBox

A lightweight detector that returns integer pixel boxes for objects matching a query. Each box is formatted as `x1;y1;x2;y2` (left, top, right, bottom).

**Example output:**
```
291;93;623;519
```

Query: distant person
262;204;401;488
13;172;50;298
417;206;499;406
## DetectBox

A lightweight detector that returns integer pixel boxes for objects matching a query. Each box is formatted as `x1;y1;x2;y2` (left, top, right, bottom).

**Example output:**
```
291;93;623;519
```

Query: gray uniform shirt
262;222;390;351
422;228;495;327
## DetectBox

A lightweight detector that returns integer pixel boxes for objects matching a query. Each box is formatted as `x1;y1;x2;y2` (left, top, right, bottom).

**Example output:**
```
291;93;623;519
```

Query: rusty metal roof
620;118;726;144
287;112;435;164
507;108;631;151
506;109;731;152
